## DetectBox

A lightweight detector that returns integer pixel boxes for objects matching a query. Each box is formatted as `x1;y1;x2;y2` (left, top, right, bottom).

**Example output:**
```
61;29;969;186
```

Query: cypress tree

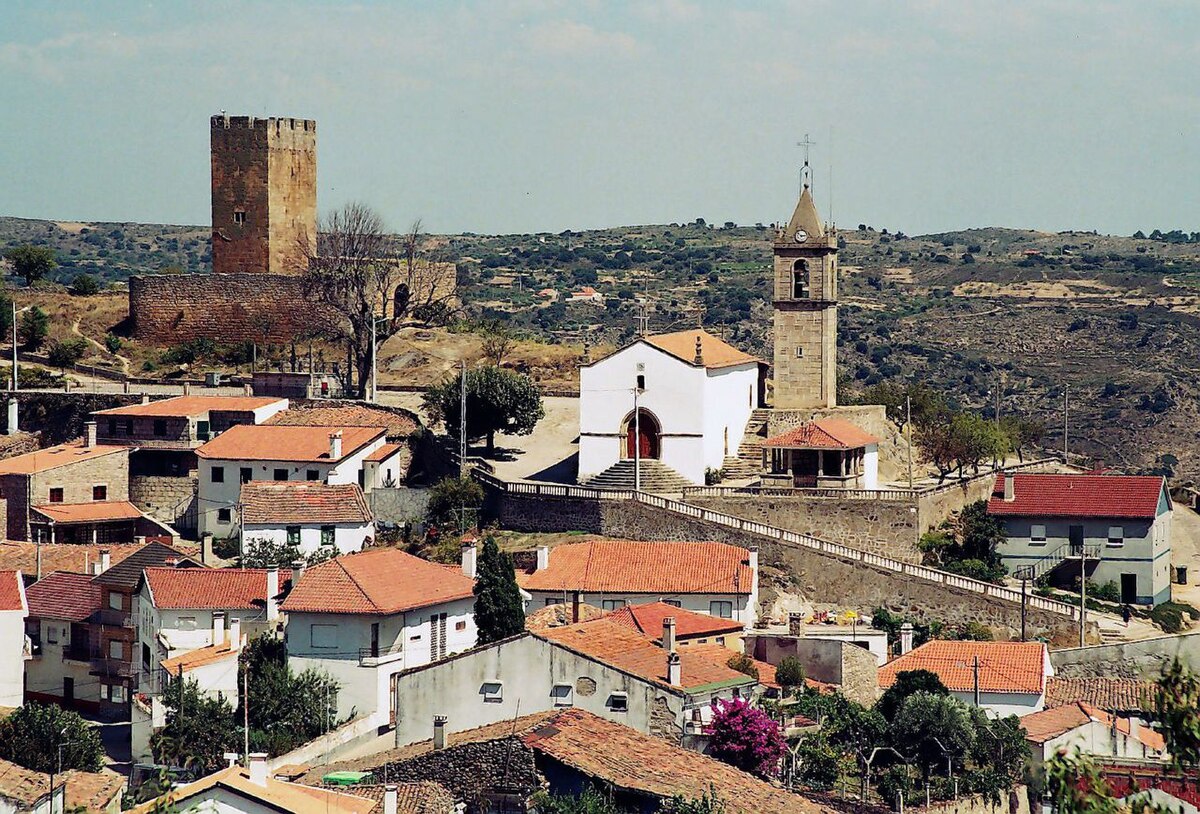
473;536;526;644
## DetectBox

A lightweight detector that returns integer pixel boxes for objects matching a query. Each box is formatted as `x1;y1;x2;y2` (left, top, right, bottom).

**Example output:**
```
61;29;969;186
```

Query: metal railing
92;608;133;627
358;643;405;666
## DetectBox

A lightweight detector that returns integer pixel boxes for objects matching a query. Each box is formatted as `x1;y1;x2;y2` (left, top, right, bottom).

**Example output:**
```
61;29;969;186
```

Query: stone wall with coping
1050;633;1200;678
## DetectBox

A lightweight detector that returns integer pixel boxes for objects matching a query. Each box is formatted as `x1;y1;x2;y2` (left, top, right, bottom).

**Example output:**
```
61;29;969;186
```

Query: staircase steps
583;459;694;493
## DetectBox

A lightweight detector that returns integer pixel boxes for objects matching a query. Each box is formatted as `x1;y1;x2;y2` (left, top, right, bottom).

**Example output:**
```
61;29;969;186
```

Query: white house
195;424;391;538
24;571;105;714
579;328;764;485
281;548;478;722
0;570;29;707
238;481;374;557
988;473;1172;605
878;640;1054;718
1021;702;1168;765
518;539;759;626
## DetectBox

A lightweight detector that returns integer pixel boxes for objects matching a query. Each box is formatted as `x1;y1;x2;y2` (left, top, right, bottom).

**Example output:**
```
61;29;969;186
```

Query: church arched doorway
622;409;661;461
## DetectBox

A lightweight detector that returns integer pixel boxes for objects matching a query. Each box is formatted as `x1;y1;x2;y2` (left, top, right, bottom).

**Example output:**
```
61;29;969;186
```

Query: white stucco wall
363;454;403;492
525;590;757;628
863;444;879;490
1030;719;1167;765
701;364;759;474
0;606;27;707
241;522;374;557
25;617;99;707
949;689;1043;718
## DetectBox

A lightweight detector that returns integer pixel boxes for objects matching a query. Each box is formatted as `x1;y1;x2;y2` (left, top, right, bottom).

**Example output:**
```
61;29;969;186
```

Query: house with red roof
578;328;766;486
24;571;104;713
879;640;1054;718
0;570;28;706
988;473;1172;605
1021;701;1167;764
760;417;880;489
606;601;746;650
518;540;758;626
238;481;375;557
281;548;480;723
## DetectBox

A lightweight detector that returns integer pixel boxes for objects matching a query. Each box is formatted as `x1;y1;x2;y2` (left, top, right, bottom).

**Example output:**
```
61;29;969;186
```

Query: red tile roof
605;601;744;640
533;618;754;692
196;425;385;462
281;549;475;615
364;443;404;463
519;540;753;595
685;643;779;688
93;396;286;417
31;501;144;525
988;473;1167;520
161;641;241;673
143;567;289;610
764;418;880;449
0;441;127;475
267;404;418;439
0;542;146;579
25;572;99;621
1020;702;1165;751
239;482;373;525
644;329;760;369
0;570;25;613
879;640;1049;695
1044;677;1154;712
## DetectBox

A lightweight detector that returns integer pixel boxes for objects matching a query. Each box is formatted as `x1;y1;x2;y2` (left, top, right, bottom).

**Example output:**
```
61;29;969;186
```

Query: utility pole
633;385;641;492
243;665;250;764
459;360;467;477
1080;551;1087;648
972;656;980;707
370;315;377;404
1063;384;1069;463
905;395;913;489
11;300;17;392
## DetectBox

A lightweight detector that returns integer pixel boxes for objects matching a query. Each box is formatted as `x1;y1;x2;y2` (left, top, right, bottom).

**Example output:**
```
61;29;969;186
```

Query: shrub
707;697;786;778
775;655;806;692
47;337;88;368
69;273;101;296
726;653;759;680
104;333;123;353
1088;581;1121;603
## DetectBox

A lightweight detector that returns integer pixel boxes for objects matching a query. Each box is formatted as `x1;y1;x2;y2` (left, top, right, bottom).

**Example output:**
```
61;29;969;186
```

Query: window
108;593;123;611
306;469;320;481
108;640;123;659
551;685;573;707
320;525;335;546
545;598;557;606
716;636;726;646
217;508;232;523
602;599;627;611
211;466;225;483
310;624;338;649
153;419;167;437
661;599;681;607
105;684;126;704
455;620;466;631
286;526;301;546
92;484;107;501
273;468;288;481
795;346;804;358
240;467;252;484
124;418;133;435
177;616;196;631
1030;524;1047;544
48;487;64;503
233;210;246;225
107;418;117;435
47;626;58;644
710;601;733;619
481;682;503;703
609;692;628;712
1108;526;1125;547
636;374;645;391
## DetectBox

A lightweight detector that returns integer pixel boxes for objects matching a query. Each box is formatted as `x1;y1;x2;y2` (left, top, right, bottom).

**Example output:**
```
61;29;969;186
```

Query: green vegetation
19;305;49;349
473;536;526;645
774;655;806;694
0;702;105;773
4;244;57;285
69;272;101;295
917;500;1007;584
423;365;545;455
725;652;759;680
47;337;87;368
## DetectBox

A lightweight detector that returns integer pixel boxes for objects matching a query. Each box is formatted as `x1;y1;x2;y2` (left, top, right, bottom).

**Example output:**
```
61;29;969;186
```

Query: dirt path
71;319;131;374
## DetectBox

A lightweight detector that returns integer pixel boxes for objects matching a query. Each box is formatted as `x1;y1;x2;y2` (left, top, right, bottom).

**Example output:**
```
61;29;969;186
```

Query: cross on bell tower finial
796;133;816;193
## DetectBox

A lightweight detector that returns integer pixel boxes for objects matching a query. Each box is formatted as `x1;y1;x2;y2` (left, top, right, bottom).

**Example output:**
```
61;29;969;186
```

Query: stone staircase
721;408;771;479
583;459;694;493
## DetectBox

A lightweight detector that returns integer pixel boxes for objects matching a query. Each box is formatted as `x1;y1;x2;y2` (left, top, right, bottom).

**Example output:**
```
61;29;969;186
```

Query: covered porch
760;418;880;490
30;501;175;545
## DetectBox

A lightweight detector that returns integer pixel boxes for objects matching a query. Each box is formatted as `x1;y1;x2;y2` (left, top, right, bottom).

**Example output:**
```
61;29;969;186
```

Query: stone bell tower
771;176;838;409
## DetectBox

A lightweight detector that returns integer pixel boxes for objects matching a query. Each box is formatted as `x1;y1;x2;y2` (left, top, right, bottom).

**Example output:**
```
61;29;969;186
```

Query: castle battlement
210;114;316;134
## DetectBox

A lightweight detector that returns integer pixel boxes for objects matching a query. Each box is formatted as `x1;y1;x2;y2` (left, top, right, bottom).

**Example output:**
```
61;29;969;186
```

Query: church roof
781;184;826;244
643;329;760;370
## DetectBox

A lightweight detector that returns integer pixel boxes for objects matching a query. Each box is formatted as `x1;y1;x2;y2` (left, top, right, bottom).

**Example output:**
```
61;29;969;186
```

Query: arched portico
621;409;661;460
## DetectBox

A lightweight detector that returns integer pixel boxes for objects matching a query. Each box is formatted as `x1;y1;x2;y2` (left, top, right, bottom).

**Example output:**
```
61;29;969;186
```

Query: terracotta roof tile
268;404;418;439
364;443;404;463
143;567;288;610
0;756;55;805
281;548;475;615
533;618;754;692
196;425;385;462
1044;677;1154;712
1020;702;1165;751
878;640;1049;695
685;643;779;688
92;542;202;590
644;329;760;369
31;501;144;525
62;769;126;813
129;766;375;814
0;441;127;475
25;572;99;621
240;482;373;525
605;601;744;640
0;542;144;580
0;570;25;613
330;782;455;814
524;602;607;630
988;474;1167;520
519;540;753;595
93;396;286;418
764;418;880;449
161;641;241;673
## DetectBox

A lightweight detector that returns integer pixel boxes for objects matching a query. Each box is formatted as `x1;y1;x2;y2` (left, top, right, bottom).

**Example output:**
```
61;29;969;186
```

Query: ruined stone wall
374;739;540;805
129;273;335;344
686;494;922;563
1050;633;1200;679
130;475;198;535
0;432;40;461
917;475;1004;532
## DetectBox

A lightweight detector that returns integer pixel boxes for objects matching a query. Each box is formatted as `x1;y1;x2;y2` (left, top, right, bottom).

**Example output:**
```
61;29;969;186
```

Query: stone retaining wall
130;475;199;536
1050;633;1200;678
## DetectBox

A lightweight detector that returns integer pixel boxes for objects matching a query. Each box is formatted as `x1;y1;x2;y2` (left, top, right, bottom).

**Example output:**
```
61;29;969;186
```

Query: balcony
359;643;405;667
92;609;133;628
91;657;138;685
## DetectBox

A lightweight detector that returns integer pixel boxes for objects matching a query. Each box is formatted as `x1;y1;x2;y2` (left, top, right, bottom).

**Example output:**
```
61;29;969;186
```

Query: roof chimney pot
1003;475;1015;502
666;651;682;686
433;715;448;750
662;617;676;653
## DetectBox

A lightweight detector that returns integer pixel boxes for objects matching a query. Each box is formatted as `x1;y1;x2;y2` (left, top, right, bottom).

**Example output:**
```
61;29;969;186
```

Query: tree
426;475;485;529
876;669;948;722
4;245;57;286
775;656;806;695
0;702;104;773
69;273;101;296
152;676;241;774
0;289;11;341
240;636;343;756
302;206;455;398
480;321;516;366
706;697;786;779
423;365;545;455
726;653;759;680
239;536;334;568
47;337;87;369
890;692;975;778
19;306;49;350
473;536;525;645
958;500;1006;564
1153;658;1200;767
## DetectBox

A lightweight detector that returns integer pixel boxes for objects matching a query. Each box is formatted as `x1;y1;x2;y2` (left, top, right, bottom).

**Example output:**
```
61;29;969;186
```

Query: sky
0;1;1196;237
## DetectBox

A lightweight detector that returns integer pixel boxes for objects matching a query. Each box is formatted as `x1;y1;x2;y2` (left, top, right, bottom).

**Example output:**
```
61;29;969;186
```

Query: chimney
201;533;215;566
666;651;682;686
662;617;676;653
693;336;704;366
329;431;343;460
433;715;448;750
229;618;242;651
384;785;398;814
899;623;914;655
1003;474;1015;502
7;399;17;435
247;753;268;786
99;548;111;573
1128;717;1139;740
141;394;151;404
223;752;239;769
266;568;280;622
90;560;101;576
788;612;804;637
212;610;226;647
84;421;97;448
291;558;306;584
461;542;477;579
571;591;581;624
536;545;549;572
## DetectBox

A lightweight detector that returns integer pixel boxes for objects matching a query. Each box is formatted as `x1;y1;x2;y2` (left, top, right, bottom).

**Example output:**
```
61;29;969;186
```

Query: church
577;167;894;489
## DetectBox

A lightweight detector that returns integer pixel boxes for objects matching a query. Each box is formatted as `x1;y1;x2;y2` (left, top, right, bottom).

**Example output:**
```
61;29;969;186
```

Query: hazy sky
1;1;1196;236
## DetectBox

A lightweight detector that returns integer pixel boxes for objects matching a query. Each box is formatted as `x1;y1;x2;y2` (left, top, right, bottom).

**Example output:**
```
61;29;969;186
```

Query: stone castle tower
772;181;838;409
210;114;317;276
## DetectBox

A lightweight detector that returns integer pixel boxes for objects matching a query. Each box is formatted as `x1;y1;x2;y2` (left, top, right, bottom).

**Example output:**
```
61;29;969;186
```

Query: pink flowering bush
706;697;786;778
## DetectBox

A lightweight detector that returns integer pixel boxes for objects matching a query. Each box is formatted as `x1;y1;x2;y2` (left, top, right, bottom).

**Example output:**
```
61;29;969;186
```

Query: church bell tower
772;164;838;409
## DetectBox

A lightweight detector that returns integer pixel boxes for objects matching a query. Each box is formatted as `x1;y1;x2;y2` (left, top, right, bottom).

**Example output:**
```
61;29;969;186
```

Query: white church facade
578;329;764;486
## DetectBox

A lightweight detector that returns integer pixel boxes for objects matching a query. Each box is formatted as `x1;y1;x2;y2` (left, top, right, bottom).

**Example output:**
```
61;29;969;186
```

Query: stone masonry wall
0;432;40;461
491;492;1081;642
130;475;198;535
374;739;540;805
687;494;922;563
1050;633;1200;679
